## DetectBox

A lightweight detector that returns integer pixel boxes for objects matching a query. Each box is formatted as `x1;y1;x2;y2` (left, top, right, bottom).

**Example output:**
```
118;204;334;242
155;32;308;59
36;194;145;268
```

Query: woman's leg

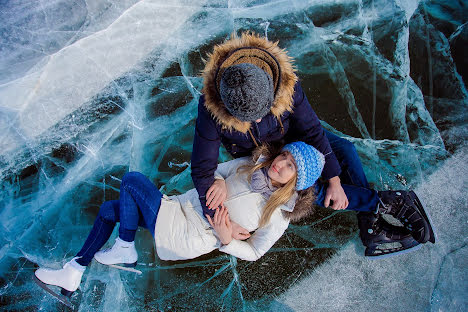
118;171;163;241
75;172;162;266
75;200;120;266
92;172;163;267
35;172;163;298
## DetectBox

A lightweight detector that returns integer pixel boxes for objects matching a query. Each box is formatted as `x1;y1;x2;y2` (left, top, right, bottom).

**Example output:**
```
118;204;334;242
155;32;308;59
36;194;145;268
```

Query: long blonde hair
238;143;298;228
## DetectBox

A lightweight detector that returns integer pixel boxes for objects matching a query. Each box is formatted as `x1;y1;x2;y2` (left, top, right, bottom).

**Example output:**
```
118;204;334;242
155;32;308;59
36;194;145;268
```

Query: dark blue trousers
314;131;379;212
76;172;162;266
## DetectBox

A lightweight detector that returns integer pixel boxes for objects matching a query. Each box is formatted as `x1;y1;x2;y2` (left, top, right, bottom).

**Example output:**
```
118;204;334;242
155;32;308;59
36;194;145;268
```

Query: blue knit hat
282;142;325;191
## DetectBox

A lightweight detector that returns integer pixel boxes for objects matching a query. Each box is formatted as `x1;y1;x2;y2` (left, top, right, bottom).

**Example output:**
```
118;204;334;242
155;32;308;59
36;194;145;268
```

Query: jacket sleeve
191;95;221;218
288;81;341;180
218;209;289;261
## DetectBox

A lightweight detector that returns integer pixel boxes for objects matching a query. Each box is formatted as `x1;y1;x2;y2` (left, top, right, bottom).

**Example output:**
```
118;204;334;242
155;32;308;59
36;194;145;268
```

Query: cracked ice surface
0;0;467;311
272;146;468;312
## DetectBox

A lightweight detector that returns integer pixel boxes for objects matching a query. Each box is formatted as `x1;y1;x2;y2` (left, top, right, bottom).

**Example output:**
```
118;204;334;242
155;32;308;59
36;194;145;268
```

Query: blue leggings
75;172;162;266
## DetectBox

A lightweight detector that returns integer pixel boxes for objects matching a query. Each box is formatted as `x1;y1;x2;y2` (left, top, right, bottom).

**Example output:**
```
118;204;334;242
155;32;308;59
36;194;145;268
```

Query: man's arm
288;81;348;209
191;95;221;218
287;81;341;180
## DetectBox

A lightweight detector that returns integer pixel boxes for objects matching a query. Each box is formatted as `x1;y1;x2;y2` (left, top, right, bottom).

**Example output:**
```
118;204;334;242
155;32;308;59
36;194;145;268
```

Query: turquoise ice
0;0;466;311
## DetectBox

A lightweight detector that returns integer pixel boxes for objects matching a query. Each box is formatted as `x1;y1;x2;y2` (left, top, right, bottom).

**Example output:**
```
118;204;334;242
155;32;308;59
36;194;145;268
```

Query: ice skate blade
410;191;436;244
366;243;423;260
107;264;142;275
33;275;74;309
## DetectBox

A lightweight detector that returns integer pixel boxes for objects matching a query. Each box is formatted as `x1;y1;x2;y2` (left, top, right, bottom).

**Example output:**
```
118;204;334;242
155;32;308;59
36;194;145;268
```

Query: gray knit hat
219;63;274;121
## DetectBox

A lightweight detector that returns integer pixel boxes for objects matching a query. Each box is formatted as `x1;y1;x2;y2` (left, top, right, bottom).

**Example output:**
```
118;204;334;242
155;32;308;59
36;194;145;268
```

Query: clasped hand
206;207;232;245
206;207;251;244
206;179;250;241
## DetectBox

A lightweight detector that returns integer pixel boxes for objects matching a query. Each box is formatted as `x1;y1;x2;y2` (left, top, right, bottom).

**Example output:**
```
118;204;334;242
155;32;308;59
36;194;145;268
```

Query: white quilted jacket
153;157;290;261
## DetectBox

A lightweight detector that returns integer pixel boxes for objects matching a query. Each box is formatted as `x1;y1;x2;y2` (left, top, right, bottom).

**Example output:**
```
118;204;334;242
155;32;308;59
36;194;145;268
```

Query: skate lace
393;196;408;219
101;244;130;254
381;195;404;215
371;217;385;235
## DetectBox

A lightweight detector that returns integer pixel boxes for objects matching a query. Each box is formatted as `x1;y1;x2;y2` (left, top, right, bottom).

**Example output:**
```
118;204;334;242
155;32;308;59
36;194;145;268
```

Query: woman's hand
231;220;251;240
206;179;227;210
206;207;232;245
325;176;349;210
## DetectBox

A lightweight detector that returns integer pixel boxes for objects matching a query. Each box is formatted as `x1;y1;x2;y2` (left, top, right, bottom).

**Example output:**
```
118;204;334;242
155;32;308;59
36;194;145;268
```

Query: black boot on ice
377;190;435;244
357;212;422;258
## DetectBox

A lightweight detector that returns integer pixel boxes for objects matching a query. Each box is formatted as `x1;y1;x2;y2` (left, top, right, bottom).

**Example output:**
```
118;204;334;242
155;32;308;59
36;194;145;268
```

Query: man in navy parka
191;31;351;219
190;32;434;254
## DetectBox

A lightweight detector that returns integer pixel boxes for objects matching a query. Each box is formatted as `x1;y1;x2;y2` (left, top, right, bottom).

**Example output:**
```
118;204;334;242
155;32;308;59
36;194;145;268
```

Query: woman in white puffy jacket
34;141;325;306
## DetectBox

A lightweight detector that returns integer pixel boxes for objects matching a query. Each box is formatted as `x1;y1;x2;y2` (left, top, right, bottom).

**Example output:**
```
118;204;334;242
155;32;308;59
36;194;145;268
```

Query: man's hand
206;207;232;245
231;220;251;240
206;179;227;210
324;176;349;210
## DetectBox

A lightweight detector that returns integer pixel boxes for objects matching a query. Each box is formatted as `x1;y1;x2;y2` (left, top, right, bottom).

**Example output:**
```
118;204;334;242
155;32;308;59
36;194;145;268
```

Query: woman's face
268;151;297;185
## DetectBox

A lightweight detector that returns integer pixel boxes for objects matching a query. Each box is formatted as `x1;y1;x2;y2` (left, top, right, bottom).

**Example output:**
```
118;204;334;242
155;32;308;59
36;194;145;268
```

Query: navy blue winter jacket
191;81;341;218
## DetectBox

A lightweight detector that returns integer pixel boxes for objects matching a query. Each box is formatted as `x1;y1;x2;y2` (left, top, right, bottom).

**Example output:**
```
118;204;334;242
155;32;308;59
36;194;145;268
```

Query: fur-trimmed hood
201;32;298;133
284;193;316;223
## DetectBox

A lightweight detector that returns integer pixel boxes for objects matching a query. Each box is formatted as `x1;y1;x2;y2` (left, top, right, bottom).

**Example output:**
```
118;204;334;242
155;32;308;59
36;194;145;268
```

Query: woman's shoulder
219;156;252;169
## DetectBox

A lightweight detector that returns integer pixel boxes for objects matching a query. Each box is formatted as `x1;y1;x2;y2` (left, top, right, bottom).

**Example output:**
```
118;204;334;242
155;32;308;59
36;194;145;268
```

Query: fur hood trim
201;32;298;133
283;197;316;223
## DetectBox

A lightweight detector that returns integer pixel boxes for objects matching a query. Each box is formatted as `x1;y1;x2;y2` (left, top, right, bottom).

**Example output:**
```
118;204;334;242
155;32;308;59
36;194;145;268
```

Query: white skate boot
34;257;85;308
94;237;141;274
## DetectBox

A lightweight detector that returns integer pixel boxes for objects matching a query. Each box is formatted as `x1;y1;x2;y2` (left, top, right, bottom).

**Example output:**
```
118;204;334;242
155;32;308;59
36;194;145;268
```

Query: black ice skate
357;212;422;259
377;190;436;244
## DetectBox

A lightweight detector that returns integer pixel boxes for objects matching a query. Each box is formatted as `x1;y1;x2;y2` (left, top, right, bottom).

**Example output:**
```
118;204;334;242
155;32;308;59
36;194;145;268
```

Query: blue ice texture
0;0;467;311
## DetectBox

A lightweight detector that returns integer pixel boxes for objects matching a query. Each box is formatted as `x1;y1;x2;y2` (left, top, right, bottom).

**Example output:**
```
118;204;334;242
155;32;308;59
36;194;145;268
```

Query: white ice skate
34;257;85;308
94;237;141;275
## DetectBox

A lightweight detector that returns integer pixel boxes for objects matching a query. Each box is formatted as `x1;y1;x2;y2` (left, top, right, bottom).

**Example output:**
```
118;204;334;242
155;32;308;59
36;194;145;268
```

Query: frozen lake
0;0;466;311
